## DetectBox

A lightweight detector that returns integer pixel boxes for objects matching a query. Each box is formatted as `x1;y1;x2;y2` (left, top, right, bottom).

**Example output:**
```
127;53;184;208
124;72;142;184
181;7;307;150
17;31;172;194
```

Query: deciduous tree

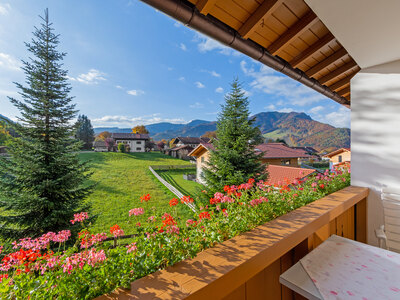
132;125;149;134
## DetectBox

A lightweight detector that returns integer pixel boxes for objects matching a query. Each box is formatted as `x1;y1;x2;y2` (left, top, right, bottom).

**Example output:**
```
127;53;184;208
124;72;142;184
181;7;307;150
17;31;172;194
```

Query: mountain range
94;111;350;152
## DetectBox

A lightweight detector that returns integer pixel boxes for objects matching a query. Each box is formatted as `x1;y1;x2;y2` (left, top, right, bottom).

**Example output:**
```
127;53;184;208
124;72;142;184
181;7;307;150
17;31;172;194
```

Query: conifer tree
203;78;266;192
0;10;93;240
75;114;95;150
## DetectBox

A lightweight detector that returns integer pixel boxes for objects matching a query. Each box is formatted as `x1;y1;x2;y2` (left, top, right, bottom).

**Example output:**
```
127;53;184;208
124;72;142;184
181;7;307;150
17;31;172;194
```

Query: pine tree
0;10;93;240
75;114;95;150
203;78;266;192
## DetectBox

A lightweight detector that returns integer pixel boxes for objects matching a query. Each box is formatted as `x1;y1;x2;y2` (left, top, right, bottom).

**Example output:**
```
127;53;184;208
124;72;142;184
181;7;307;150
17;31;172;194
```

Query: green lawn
157;168;203;197
79;152;196;234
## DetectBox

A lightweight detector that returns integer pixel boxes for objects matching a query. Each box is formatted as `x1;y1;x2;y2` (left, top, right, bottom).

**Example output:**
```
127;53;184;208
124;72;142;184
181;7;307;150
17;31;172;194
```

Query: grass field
157;168;203;197
79;152;197;234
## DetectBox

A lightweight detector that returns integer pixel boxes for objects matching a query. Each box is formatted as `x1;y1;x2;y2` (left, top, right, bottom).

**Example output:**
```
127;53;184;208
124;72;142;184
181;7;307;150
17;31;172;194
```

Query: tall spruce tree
75;114;95;150
203;78;266;192
0;10;93;240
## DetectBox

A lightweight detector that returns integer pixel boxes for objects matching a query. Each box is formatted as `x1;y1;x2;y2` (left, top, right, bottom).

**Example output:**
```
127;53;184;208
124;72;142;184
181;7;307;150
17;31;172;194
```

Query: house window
338;155;342;163
281;159;290;165
136;147;141;151
201;157;205;163
137;141;142;144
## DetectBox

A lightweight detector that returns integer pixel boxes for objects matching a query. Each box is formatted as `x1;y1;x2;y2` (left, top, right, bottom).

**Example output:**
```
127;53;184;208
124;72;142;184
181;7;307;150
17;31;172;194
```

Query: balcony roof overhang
139;0;359;108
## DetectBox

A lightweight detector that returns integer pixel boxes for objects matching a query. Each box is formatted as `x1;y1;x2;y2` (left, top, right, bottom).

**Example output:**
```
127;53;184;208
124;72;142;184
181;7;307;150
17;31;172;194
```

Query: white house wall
351;60;400;245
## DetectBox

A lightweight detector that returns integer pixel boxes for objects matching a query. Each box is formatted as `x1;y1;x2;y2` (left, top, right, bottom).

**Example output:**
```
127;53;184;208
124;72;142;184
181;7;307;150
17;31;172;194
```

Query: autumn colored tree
132;125;149;134
0;122;10;146
201;131;217;140
157;141;165;150
96;131;111;141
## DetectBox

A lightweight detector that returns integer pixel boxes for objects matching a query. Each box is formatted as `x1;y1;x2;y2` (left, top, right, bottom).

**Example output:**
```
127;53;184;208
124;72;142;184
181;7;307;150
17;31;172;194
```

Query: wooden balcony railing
98;186;368;300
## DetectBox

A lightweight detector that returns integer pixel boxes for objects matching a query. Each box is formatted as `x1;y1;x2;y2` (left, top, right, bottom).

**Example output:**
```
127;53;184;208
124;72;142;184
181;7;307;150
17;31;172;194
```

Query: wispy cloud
265;104;276;111
309;105;325;114
0;53;21;71
317;106;350;128
115;85;123;89
189;102;204;109
68;69;106;84
278;107;294;113
92;114;186;127
202;69;221;77
240;60;325;106
194;33;240;56
215;87;224;93
0;3;10;15
174;22;182;28
127;89;145;96
179;43;187;51
178;76;185;81
195;81;205;88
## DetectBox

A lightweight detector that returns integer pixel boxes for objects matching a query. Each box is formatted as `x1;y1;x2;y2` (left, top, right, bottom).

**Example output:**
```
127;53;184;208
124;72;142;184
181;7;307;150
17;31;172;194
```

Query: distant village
93;131;351;187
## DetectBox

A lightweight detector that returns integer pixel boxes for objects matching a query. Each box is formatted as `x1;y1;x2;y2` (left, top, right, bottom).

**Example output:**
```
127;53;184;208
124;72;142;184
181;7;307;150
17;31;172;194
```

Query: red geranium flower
198;211;211;220
140;194;151;202
180;196;194;204
169;198;179;207
319;184;325;189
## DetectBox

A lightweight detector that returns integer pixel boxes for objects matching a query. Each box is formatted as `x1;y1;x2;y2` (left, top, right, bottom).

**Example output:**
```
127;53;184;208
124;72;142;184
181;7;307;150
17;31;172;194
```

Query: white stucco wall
351;60;400;245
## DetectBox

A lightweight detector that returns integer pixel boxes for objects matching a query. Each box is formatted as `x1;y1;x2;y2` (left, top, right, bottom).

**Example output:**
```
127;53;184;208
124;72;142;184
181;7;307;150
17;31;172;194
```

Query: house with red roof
255;143;310;167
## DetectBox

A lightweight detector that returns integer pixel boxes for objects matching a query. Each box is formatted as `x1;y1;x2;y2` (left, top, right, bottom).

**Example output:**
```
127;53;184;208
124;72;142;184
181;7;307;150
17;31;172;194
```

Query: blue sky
0;0;350;128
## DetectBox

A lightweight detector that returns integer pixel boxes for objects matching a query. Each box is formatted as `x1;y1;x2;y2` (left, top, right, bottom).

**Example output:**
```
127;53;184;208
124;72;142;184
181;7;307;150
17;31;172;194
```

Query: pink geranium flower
129;208;144;217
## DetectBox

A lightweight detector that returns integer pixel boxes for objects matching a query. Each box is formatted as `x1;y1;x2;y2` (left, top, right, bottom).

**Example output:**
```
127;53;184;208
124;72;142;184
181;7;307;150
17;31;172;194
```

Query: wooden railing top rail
98;186;368;300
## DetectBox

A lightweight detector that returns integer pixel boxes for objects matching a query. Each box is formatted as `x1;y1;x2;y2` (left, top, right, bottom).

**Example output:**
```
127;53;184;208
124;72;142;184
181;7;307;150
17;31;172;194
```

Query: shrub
117;143;125;153
0;169;350;299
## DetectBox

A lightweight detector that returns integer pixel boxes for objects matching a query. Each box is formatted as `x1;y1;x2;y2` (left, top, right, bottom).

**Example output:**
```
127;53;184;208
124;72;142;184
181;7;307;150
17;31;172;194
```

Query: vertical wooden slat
330;219;337;235
222;283;246;300
355;198;367;243
264;258;282;300
246;269;266;299
313;223;330;248
280;251;294;300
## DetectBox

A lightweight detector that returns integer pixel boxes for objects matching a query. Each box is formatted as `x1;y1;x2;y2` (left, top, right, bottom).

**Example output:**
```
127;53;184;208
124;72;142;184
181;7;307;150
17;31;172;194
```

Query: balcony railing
98;186;368;299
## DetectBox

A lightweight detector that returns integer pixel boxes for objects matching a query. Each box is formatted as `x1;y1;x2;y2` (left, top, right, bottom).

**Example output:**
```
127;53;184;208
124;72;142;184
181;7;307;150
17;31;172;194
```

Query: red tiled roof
255;143;310;159
266;165;315;186
170;145;194;151
111;133;149;140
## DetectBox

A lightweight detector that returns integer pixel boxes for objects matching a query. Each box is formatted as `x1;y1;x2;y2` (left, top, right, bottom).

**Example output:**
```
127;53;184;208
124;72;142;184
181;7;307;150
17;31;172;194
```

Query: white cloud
68;69;106;84
178;76;185;81
215;87;224;93
174;22;181;28
202;69;221;77
240;60;325;106
179;43;187;51
0;3;10;15
321;106;350;128
195;81;205;88
189;102;204;109
115;85;123;89
309;105;325;114
194;33;240;56
265;104;276;111
127;89;145;96
92;114;186;127
278;107;295;113
0;53;20;71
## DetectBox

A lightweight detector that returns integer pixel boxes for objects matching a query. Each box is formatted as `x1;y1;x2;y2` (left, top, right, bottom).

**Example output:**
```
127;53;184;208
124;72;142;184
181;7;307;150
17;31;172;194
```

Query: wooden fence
148;166;197;212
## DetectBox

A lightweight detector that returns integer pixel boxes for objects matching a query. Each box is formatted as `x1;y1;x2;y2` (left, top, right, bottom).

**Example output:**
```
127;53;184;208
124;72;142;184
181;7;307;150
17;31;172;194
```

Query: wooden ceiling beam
290;33;335;68
305;48;348;77
239;0;282;39
268;11;319;55
338;86;350;97
319;61;359;85
197;0;217;15
328;72;357;91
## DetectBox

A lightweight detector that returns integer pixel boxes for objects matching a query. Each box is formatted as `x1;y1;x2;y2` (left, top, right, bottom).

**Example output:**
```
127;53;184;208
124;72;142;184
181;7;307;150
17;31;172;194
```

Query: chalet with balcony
324;148;351;170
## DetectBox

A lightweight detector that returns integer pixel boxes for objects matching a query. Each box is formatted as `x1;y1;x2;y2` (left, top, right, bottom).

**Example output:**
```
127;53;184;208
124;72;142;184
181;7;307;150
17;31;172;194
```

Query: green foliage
117;143;125;153
203;78;266;193
75;114;95;150
157;168;203;197
0;121;10;146
0;10;93;240
0;169;350;298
